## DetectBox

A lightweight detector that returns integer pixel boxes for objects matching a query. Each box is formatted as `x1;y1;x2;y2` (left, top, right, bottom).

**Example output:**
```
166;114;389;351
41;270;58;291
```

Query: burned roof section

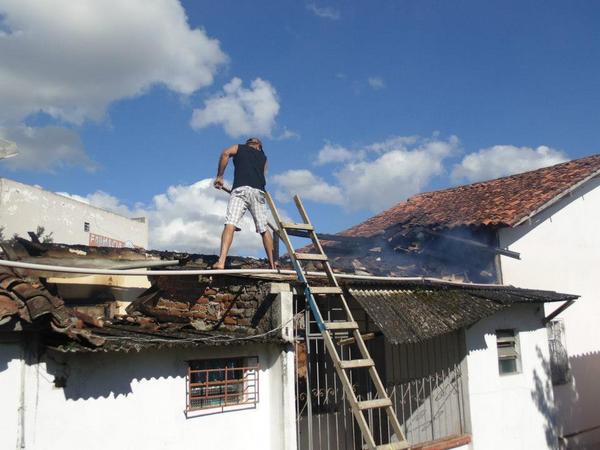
0;260;284;352
341;154;600;237
347;282;578;344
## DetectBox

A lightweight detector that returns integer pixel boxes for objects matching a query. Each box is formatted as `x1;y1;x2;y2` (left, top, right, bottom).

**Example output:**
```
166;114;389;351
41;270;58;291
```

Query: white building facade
0;289;297;450
464;304;557;450
0;341;296;450
0;178;148;248
499;176;600;448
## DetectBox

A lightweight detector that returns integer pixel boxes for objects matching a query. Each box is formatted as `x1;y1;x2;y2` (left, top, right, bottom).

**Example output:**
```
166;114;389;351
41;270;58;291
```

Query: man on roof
213;137;276;270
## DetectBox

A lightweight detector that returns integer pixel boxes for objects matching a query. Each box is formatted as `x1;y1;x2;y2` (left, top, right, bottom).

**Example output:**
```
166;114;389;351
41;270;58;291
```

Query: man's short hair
246;137;263;150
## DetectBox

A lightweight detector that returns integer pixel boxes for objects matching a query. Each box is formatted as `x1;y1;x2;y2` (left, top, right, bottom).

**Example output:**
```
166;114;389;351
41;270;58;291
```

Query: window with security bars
496;329;521;375
186;357;259;412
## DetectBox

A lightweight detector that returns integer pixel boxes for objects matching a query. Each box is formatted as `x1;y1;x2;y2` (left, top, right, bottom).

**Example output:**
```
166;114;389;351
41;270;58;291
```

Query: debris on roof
0;261;284;352
341;154;600;236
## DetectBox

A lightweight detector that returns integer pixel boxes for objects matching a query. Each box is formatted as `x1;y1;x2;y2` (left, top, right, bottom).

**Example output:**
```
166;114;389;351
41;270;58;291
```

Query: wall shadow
38;343;279;401
531;346;560;448
555;350;600;449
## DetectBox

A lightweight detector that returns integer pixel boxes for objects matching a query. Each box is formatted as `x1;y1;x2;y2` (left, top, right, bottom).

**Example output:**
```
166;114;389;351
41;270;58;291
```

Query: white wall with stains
0;341;296;450
499;176;600;448
0;178;148;248
464;304;556;450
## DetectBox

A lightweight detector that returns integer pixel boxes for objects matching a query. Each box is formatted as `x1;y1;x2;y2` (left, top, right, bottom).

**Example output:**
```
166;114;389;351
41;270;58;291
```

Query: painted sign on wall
89;233;125;248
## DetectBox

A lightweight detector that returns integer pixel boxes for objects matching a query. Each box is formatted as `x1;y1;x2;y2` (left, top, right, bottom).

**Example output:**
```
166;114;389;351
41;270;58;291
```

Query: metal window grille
496;329;521;375
186;357;259;412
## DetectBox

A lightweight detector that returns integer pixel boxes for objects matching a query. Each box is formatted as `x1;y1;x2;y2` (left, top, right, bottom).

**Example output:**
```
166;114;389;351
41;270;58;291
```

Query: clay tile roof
342;154;600;237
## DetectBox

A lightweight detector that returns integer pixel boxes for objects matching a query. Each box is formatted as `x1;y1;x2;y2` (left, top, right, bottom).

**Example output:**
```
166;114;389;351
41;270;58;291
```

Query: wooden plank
338;332;378;346
325;321;359;330
358;398;392;410
294;253;327;261
339;358;375;369
281;222;314;231
310;286;343;295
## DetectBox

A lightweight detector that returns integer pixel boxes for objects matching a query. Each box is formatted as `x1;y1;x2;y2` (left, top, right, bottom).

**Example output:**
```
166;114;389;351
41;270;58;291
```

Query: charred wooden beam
419;228;521;259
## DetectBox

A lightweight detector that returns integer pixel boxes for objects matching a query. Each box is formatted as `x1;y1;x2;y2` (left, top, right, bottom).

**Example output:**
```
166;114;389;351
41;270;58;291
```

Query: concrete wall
0;341;296;450
0;178;148;248
499;176;600;448
464;304;556;450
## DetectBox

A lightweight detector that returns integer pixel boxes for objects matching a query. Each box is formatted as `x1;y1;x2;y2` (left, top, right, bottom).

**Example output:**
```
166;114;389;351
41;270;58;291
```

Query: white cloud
273;135;460;212
60;179;269;255
367;77;385;90
275;128;300;141
0;0;228;125
272;169;344;205
306;3;341;20
315;143;356;165
335;135;459;211
190;77;280;138
0;126;97;172
451;145;568;183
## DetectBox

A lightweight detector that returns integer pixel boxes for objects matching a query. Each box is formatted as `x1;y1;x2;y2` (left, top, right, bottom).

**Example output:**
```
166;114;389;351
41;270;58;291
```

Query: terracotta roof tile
342;154;600;237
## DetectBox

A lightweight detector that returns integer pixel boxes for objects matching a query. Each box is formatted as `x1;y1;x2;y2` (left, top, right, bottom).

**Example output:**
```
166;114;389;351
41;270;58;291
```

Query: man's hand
214;176;224;190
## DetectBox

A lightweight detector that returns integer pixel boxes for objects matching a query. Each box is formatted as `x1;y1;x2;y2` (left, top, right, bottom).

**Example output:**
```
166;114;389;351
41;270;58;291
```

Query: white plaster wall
499;177;600;447
0;342;22;449
0;178;148;248
0;342;296;450
464;304;556;450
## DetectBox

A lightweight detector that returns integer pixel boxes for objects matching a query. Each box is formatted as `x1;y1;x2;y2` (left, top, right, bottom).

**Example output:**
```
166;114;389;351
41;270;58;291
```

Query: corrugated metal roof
348;284;578;344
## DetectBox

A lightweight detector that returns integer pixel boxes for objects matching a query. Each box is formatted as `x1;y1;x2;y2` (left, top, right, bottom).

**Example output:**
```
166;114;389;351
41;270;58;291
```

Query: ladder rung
325;321;359;330
310;286;343;295
357;398;392;410
295;253;327;261
339;358;374;369
282;222;314;231
376;442;410;450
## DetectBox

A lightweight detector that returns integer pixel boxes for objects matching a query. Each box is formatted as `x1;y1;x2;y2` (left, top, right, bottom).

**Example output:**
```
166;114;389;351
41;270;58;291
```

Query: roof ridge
340;152;600;236
411;153;600;199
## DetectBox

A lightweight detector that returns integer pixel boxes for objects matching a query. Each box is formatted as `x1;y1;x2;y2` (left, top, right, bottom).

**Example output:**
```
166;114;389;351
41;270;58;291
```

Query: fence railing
297;364;465;449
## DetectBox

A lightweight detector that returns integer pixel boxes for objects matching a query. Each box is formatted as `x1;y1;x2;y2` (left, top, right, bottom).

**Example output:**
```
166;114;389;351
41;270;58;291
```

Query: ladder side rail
321;332;378;450
267;192;409;449
265;193;328;331
353;329;406;440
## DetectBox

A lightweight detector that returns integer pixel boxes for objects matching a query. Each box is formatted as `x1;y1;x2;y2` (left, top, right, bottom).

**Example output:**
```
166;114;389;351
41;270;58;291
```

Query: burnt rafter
417;227;520;259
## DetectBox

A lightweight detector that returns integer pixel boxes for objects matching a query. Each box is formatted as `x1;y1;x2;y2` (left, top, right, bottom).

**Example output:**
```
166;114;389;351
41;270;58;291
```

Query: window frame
186;356;259;413
496;329;522;376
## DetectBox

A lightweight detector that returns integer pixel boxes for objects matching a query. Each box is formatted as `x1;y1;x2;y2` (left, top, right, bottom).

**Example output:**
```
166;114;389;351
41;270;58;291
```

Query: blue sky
0;0;599;254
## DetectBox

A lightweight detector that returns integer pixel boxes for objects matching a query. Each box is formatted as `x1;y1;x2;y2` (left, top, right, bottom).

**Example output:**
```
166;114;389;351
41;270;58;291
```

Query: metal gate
294;298;467;450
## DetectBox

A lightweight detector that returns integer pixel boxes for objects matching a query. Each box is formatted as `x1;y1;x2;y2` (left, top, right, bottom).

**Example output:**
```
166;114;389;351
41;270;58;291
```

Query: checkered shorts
225;186;269;233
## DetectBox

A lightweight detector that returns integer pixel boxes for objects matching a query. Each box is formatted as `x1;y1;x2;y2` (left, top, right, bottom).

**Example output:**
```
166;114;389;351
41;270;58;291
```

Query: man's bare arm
214;144;238;189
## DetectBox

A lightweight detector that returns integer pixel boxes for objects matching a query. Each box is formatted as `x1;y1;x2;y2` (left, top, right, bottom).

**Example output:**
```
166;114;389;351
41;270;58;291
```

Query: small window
497;329;521;375
547;320;571;385
84;222;90;232
187;357;259;412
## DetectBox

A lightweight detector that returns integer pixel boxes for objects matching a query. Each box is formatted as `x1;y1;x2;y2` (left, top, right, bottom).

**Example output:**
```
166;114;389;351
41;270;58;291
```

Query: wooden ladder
266;193;410;450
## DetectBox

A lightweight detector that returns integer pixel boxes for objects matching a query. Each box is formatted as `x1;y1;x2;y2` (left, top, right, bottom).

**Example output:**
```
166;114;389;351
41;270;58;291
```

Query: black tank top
232;144;267;191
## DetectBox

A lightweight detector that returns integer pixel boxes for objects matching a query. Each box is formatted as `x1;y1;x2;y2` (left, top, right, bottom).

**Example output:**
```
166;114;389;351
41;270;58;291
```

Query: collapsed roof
0;239;578;352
